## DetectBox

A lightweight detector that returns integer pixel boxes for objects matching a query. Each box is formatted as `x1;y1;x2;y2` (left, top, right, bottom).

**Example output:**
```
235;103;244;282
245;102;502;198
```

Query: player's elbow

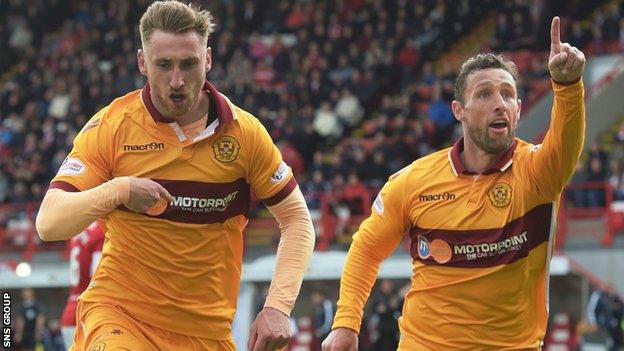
35;213;55;241
35;211;66;241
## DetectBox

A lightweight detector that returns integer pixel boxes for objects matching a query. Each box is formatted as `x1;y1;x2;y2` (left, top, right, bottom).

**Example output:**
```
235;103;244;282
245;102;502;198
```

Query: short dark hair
454;53;519;104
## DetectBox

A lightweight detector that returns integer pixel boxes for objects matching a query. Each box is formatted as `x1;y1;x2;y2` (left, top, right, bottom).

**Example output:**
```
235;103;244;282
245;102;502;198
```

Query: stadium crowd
1;0;622;211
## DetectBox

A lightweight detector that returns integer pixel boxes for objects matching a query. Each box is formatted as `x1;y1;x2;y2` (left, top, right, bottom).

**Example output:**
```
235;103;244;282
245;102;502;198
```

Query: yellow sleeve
263;186;315;316
332;171;411;333
523;80;585;199
245;116;296;204
36;179;129;241
51;107;114;191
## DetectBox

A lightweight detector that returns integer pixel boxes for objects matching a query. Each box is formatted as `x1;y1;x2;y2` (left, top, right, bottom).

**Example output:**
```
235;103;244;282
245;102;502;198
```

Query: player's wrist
263;301;291;317
109;177;131;204
551;76;581;86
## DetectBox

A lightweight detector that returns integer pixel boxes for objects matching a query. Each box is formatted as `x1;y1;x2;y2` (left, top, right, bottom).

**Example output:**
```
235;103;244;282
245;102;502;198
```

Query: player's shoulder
413;147;450;169
512;138;542;158
219;101;274;147
514;138;539;151
383;147;451;188
229;103;263;130
81;90;143;134
400;147;451;178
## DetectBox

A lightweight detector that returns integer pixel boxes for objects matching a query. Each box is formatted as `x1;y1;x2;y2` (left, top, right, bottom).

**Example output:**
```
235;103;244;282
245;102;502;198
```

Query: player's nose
170;67;184;89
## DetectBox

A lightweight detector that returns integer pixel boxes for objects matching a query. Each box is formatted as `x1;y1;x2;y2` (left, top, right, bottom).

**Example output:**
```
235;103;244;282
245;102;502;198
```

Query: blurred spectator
587;282;624;350
428;81;456;148
587;157;606;207
41;319;65;351
367;280;402;351
341;172;369;216
335;88;364;134
313;102;343;141
15;288;45;351
311;290;334;351
569;20;591;49
607;158;624;201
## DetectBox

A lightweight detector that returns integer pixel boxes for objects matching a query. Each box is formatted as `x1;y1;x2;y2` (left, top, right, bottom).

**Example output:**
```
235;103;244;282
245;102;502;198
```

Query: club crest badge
488;182;512;207
212;136;240;163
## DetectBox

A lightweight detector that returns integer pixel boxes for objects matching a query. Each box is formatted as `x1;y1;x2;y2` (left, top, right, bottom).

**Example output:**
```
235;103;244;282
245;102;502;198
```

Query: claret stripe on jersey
409;203;553;268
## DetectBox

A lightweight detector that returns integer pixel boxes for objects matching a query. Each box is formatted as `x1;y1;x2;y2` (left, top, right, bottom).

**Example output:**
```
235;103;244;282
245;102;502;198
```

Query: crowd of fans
0;0;623;225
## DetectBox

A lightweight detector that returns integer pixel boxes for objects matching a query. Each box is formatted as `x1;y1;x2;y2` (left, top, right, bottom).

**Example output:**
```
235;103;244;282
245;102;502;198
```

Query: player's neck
175;92;210;127
460;140;503;175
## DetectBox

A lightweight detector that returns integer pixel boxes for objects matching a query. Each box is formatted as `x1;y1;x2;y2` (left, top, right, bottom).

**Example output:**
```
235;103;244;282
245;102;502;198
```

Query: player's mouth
169;93;186;105
488;119;508;134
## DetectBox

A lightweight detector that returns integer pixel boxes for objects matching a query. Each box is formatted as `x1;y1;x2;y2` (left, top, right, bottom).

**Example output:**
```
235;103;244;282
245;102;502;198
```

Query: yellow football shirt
51;81;296;339
332;80;585;349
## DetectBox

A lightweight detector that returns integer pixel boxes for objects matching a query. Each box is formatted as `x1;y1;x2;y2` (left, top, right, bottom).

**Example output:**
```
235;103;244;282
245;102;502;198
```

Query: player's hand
247;307;291;351
548;16;585;84
125;177;172;213
321;328;358;351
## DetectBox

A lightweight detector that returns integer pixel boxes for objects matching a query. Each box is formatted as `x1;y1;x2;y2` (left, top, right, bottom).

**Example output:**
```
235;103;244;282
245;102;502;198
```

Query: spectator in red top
396;40;419;74
341;173;369;216
278;140;305;177
285;3;308;30
60;221;105;347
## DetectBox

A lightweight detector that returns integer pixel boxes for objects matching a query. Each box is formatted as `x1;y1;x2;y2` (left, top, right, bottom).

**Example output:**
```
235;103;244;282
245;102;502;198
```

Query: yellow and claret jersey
333;80;585;349
50;81;296;339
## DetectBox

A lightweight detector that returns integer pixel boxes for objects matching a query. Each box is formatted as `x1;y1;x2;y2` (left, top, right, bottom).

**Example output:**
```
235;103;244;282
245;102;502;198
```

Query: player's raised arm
524;16;586;196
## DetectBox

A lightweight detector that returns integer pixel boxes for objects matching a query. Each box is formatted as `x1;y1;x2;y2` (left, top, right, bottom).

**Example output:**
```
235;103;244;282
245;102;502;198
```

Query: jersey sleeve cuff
263;299;292;317
331;316;362;334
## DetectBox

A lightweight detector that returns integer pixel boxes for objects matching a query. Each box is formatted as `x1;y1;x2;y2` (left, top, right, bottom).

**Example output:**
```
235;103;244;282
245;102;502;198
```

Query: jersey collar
140;81;236;143
448;137;517;176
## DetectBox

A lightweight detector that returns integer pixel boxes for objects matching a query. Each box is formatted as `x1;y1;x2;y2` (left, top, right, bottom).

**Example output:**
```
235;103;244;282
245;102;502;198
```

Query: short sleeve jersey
332;81;585;349
60;221;105;327
50;81;296;339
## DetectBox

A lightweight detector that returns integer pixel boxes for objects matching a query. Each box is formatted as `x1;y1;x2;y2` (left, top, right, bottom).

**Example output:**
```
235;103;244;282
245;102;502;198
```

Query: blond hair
139;1;215;48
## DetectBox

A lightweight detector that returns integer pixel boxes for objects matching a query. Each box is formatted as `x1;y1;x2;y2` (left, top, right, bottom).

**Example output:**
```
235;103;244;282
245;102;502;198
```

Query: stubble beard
468;124;515;155
160;89;196;118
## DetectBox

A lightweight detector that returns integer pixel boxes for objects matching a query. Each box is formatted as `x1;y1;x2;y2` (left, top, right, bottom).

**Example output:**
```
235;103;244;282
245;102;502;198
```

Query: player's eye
182;60;197;69
501;90;514;99
478;90;490;99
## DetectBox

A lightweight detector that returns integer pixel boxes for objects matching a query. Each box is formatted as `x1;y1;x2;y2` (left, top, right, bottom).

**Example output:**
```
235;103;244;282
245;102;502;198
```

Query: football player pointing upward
323;16;585;350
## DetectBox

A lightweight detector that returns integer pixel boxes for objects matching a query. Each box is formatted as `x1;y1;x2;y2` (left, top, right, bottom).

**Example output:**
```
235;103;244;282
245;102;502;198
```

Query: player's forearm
36;178;130;241
545;79;585;182
331;236;385;333
264;186;315;316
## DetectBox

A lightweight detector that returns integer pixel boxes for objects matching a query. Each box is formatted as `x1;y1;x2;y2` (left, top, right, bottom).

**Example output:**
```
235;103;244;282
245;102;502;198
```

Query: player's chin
168;105;192;117
483;137;512;154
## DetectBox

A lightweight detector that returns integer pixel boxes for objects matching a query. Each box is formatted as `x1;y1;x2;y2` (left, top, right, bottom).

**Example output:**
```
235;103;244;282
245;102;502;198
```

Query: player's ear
516;99;522;120
206;47;212;72
137;49;147;76
451;100;464;122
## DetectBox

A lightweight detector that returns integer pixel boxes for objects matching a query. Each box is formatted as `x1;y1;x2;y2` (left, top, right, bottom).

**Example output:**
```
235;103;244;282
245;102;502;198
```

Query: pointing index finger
551;16;561;50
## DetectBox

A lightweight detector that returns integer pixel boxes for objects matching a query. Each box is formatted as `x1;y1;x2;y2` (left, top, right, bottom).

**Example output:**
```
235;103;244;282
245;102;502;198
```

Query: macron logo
418;192;456;202
123;142;165;152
